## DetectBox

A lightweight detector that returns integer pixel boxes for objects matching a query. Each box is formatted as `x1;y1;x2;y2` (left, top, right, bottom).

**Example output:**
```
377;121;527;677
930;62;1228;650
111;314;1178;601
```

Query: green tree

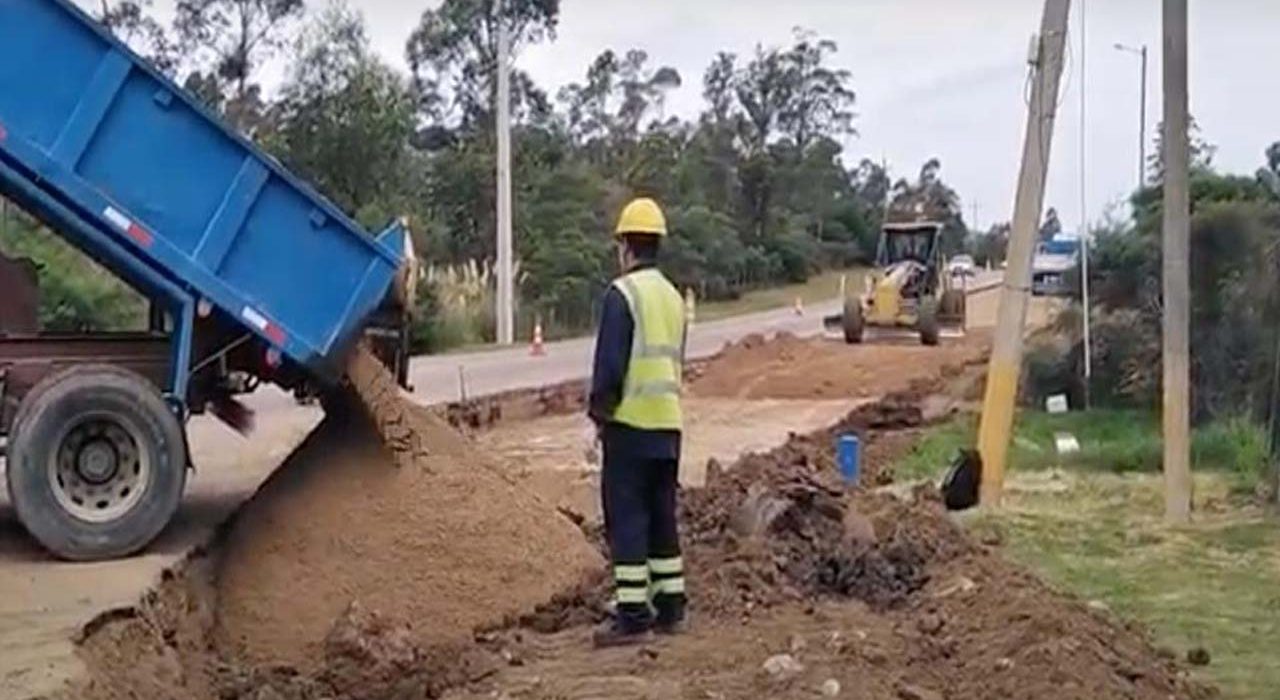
557;49;682;175
888;158;967;254
0;217;146;332
778;29;856;151
970;222;1010;267
96;0;177;73
1089;147;1280;424
1039;206;1062;241
1147;116;1217;183
405;0;559;130
174;0;304;130
263;3;418;228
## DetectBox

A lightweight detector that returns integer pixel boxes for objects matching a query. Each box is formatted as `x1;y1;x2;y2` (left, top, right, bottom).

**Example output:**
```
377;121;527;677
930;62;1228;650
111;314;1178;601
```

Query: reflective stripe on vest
611;268;685;431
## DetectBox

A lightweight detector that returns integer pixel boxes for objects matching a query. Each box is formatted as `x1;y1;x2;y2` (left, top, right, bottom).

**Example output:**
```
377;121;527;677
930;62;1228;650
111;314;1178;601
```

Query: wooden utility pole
1162;0;1192;523
495;4;515;346
977;0;1072;506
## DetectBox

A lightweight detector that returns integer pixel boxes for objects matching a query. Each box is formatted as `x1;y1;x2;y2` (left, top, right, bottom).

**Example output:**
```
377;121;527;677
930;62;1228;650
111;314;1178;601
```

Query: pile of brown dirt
514;391;966;630
886;550;1218;700
212;353;603;670
678;393;968;618
691;330;990;401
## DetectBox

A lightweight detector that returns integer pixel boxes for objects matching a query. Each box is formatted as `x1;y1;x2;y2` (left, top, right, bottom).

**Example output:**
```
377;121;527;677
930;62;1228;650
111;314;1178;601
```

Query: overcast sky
95;0;1280;233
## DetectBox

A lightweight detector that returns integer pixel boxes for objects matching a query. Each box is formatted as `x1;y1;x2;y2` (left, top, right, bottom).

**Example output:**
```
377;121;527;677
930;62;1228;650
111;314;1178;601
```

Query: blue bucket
837;434;860;484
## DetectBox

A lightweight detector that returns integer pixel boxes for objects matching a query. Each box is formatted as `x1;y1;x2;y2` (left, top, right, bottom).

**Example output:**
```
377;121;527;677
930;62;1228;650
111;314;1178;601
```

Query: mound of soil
890;551;1217;700
691;330;989;401
516;392;966;631
213;350;603;670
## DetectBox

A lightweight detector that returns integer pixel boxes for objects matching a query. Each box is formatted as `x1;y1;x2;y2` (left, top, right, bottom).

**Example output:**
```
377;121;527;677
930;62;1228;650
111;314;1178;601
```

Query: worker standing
588;197;687;647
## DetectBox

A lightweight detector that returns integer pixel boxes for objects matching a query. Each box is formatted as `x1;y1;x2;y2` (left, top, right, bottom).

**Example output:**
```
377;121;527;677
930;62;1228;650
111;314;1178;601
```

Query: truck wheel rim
48;414;151;524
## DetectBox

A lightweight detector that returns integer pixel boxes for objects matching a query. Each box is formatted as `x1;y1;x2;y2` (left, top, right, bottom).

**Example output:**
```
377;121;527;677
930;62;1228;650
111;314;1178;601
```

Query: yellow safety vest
610;267;685;431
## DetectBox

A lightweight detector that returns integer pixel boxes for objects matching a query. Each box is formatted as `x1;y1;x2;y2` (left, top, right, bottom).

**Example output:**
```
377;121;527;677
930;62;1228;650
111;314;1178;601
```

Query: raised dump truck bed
0;0;414;560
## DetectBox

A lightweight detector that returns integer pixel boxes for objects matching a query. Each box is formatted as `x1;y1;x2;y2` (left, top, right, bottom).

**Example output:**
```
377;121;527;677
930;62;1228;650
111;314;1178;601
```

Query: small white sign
1045;394;1069;414
1054;432;1081;455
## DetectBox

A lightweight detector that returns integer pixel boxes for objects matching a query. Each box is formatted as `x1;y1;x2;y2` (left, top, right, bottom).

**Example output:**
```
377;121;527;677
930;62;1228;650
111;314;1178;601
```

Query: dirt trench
63;336;1213;700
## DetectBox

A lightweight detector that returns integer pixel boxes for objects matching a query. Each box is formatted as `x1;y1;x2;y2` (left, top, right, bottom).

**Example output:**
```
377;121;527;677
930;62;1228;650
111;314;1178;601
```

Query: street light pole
1115;42;1149;189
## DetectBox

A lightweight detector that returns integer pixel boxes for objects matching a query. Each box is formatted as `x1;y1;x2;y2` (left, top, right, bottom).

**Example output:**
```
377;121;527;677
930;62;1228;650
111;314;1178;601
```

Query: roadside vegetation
1022;133;1280;485
0;209;147;332
896;410;1269;487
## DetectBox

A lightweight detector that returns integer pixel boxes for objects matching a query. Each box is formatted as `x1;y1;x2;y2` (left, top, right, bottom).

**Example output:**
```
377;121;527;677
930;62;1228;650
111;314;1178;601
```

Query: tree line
1025;132;1280;475
74;0;972;348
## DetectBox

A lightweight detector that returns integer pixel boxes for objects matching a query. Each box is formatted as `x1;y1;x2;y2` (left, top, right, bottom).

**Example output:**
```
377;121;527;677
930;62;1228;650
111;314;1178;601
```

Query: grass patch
964;473;1280;699
894;409;1270;484
696;268;865;322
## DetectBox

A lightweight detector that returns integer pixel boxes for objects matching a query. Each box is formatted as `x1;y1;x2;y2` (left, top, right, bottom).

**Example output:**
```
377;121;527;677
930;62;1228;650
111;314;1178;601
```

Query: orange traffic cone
530;318;546;356
793;296;804;316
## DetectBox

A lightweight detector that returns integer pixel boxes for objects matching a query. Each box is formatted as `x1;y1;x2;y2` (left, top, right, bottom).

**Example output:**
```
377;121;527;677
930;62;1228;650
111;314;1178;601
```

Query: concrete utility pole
1162;0;1192;524
977;0;1072;506
494;5;515;346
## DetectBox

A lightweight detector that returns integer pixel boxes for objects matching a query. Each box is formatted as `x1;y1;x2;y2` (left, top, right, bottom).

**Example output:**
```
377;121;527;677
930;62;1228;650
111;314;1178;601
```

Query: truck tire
842;296;865;344
918;298;941;346
6;365;187;561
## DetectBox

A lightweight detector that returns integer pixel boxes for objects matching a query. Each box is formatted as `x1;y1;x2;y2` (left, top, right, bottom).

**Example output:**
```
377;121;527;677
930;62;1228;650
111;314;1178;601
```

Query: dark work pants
601;437;685;631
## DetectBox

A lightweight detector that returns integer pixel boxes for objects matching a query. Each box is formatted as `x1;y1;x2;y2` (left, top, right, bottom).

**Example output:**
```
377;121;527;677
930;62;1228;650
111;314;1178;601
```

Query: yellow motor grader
837;221;966;346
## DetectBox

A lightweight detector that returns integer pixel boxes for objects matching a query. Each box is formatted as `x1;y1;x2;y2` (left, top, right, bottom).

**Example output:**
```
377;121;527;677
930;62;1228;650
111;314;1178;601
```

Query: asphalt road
407;270;1002;404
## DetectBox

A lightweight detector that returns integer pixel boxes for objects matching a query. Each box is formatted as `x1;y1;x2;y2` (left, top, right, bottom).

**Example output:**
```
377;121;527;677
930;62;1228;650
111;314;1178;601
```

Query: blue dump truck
0;0;418;559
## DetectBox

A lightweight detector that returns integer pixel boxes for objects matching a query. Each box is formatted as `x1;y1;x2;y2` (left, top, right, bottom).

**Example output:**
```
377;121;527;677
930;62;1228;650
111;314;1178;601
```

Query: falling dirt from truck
210;356;603;670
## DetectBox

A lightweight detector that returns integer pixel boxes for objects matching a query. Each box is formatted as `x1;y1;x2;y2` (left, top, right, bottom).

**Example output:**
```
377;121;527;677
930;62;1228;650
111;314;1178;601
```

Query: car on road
948;254;976;277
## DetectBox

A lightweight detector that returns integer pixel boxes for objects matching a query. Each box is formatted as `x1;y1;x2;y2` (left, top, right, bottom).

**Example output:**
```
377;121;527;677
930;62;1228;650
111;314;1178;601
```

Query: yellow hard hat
615;197;668;237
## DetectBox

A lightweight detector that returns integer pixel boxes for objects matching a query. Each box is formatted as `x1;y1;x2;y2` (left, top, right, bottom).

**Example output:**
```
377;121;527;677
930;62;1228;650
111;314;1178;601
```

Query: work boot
653;615;686;636
592;617;654;648
653;598;686;636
